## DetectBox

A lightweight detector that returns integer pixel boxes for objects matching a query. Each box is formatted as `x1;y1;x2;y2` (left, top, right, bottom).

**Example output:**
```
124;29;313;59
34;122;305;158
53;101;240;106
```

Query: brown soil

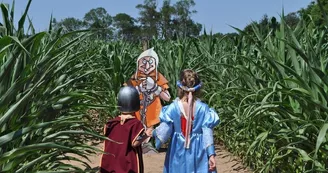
64;142;252;173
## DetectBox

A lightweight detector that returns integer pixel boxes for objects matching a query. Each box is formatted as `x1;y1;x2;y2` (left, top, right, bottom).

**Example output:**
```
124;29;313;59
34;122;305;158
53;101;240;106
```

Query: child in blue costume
151;69;220;173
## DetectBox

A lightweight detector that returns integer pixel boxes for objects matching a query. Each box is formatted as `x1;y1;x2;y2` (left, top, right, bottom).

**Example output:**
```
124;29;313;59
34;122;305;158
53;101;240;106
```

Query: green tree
55;17;84;32
258;14;270;35
284;12;300;29
172;0;201;37
243;14;278;36
113;13;140;40
185;19;202;37
83;7;113;40
159;0;176;39
135;0;202;39
213;32;224;38
244;21;258;35
136;0;160;39
298;0;328;28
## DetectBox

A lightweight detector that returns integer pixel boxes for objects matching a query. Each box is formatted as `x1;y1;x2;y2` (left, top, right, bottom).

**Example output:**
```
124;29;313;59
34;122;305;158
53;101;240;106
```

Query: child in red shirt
100;86;152;173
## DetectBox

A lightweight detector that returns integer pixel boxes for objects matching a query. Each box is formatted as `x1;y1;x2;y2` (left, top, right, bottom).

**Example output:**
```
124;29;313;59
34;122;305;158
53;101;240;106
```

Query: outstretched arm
160;90;171;101
153;83;171;102
151;104;174;149
132;128;153;147
152;122;173;149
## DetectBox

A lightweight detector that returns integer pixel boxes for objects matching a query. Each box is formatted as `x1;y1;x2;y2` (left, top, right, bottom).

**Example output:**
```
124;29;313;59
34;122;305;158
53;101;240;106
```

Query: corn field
0;0;328;172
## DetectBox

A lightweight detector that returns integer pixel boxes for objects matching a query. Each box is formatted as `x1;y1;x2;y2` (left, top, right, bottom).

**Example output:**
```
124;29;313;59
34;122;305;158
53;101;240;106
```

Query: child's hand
208;155;216;171
145;128;153;137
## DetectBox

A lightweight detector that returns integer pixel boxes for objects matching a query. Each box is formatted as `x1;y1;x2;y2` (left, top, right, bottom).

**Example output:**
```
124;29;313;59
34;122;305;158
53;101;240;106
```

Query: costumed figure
126;47;171;145
100;86;152;173
150;69;220;173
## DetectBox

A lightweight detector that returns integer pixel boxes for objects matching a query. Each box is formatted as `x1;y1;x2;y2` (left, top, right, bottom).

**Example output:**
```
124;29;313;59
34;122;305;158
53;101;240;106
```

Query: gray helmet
117;86;140;113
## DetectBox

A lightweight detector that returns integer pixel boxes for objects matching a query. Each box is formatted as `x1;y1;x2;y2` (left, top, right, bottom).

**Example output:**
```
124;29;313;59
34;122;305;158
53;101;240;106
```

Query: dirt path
66;142;252;173
142;144;252;173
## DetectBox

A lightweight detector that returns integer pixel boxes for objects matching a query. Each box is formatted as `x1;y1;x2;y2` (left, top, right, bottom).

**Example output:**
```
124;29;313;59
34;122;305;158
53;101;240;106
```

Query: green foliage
85;9;328;173
54;17;85;32
172;0;201;38
113;13;140;41
83;7;113;40
159;0;176;39
0;1;109;172
2;0;328;172
136;0;161;39
298;0;328;28
52;0;203;41
209;11;328;173
284;12;300;29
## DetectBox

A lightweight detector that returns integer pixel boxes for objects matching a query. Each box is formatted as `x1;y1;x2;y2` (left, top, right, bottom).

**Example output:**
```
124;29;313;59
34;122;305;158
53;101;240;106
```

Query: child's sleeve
202;106;220;157
130;122;145;146
152;104;175;150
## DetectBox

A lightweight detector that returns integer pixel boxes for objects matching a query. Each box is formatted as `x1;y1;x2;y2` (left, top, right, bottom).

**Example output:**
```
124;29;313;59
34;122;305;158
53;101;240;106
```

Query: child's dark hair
177;69;201;101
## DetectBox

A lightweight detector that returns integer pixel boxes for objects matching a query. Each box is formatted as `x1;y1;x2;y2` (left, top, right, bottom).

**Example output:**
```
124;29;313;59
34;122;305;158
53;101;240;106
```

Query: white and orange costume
126;48;171;129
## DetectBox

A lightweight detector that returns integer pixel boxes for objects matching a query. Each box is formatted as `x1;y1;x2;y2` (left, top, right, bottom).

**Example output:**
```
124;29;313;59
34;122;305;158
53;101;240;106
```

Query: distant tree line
52;0;328;41
208;0;328;41
52;0;202;41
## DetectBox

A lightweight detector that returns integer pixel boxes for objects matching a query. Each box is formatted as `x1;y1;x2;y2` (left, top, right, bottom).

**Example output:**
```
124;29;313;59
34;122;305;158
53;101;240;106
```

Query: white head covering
135;47;159;80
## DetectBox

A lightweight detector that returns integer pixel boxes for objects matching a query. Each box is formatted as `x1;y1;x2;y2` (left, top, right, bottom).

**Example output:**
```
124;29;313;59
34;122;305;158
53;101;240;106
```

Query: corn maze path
65;141;252;173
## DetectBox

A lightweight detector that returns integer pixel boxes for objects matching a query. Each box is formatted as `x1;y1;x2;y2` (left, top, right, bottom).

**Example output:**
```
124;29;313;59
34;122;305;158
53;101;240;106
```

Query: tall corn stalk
82;12;328;172
205;11;328;173
0;1;108;172
4;1;325;172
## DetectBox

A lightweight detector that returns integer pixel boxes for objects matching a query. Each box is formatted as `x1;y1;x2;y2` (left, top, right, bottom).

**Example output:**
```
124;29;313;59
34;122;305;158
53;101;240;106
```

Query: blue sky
0;0;312;34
